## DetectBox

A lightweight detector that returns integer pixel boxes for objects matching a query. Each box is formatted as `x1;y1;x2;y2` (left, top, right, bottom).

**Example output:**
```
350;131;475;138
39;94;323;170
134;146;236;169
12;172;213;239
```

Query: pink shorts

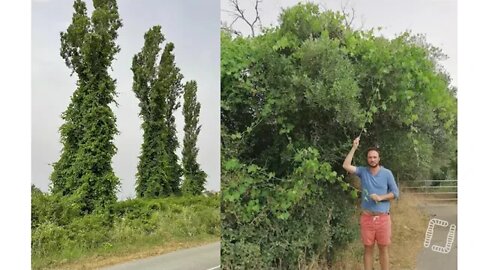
360;212;391;246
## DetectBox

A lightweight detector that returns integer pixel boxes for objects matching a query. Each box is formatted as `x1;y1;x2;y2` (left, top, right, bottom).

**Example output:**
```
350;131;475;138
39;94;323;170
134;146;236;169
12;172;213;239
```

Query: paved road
102;242;220;270
416;204;457;270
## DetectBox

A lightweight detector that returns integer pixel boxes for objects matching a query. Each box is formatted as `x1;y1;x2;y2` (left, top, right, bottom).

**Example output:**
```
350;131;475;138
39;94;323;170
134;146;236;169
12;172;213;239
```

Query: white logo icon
424;218;456;254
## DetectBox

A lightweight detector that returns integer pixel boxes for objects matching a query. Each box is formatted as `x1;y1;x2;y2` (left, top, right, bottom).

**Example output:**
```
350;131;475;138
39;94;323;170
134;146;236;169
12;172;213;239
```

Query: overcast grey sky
221;0;457;87
32;0;220;199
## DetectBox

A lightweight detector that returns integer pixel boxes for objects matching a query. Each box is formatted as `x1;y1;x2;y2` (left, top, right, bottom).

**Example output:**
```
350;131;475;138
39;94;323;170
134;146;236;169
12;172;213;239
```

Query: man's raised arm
343;137;360;174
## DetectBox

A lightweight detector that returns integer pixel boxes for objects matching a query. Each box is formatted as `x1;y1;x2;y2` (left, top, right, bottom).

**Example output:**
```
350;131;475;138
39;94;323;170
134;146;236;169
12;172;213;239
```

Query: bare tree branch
230;16;241;29
251;0;263;33
221;20;241;37
340;0;355;29
226;0;263;37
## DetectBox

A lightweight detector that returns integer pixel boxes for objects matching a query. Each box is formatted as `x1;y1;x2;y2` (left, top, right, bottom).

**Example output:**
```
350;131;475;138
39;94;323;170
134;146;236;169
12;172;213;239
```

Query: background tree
50;0;122;213
132;26;183;198
181;81;207;195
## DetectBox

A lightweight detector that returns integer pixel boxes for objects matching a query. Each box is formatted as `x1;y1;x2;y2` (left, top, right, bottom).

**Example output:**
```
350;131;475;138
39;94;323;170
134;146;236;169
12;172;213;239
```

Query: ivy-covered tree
132;26;183;198
50;0;122;213
181;81;207;195
163;43;184;194
221;3;457;268
222;2;456;183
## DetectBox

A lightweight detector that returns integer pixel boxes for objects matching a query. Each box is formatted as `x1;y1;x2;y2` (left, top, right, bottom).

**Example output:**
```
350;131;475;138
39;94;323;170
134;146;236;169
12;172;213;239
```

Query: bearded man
342;137;400;270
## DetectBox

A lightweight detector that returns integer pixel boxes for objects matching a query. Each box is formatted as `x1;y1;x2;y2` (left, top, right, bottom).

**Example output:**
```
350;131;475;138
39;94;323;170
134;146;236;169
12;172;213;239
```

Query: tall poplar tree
159;43;184;194
164;48;184;194
50;0;122;213
181;81;207;195
132;26;183;197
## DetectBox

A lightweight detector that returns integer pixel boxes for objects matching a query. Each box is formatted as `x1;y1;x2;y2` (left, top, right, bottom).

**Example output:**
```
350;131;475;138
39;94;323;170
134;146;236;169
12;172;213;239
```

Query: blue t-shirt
355;166;399;213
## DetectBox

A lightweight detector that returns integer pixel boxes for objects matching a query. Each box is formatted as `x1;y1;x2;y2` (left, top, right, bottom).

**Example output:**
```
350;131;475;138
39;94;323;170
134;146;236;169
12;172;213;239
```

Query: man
343;137;399;270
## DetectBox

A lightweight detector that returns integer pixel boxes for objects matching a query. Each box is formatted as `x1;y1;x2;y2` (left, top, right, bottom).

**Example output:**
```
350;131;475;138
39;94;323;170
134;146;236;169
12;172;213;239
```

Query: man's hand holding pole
343;137;360;174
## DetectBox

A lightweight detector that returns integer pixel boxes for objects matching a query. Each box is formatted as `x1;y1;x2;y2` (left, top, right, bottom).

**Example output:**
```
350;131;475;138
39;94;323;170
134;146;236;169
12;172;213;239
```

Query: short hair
366;147;380;157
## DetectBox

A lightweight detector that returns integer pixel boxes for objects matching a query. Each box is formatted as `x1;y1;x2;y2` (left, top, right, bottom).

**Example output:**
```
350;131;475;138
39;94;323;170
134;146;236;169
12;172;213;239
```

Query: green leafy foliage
31;191;219;269
221;149;356;268
181;81;207;195
221;3;456;268
50;0;122;213
132;26;184;198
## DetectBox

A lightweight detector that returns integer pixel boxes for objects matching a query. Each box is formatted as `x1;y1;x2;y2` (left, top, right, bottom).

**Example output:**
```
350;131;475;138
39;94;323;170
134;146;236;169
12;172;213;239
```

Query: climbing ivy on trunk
50;0;122;213
181;81;207;195
132;26;183;198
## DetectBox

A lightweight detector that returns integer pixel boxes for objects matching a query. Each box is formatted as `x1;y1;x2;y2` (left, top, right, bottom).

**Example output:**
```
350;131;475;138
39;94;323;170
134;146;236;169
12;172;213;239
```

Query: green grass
31;194;220;270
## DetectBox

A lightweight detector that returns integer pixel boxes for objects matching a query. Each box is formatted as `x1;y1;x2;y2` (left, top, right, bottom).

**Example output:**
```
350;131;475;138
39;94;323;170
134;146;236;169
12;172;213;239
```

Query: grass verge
31;195;220;270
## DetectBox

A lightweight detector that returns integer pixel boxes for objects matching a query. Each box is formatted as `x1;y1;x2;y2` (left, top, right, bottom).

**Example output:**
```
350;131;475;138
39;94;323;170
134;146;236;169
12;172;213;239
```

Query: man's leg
376;215;392;270
364;245;374;270
378;244;389;270
360;213;376;270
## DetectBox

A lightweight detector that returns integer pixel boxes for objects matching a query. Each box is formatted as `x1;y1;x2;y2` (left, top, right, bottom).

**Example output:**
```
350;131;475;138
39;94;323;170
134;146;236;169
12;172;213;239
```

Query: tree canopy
221;3;456;268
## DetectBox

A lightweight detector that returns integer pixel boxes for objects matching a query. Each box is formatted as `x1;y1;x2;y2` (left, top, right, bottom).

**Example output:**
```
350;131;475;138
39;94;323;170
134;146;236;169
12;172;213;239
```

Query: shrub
221;149;357;269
